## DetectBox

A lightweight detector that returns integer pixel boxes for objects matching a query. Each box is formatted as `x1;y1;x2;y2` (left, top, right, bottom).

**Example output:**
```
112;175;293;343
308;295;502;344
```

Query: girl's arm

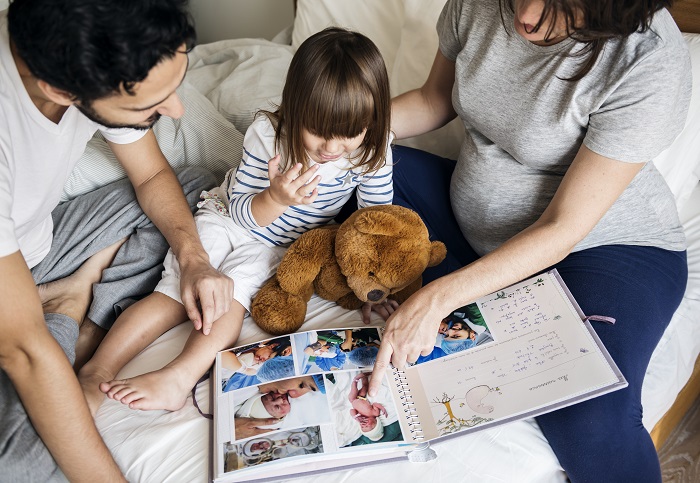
356;157;393;209
369;144;645;395
250;157;321;226
229;119;322;229
391;50;458;140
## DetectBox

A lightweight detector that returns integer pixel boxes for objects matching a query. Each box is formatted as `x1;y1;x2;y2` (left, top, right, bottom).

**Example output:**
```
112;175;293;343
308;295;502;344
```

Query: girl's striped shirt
223;116;393;247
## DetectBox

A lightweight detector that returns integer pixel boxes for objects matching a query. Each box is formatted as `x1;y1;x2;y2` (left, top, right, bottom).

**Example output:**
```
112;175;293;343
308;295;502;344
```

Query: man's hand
179;254;234;335
340;339;354;352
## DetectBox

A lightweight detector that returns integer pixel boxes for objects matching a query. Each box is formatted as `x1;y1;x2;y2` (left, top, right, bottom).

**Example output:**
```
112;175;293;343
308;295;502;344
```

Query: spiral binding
393;367;424;441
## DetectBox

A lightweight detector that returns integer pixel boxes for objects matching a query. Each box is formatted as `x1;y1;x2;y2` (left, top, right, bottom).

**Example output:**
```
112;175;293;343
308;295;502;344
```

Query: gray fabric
31;166;217;329
438;0;690;256
0;314;77;483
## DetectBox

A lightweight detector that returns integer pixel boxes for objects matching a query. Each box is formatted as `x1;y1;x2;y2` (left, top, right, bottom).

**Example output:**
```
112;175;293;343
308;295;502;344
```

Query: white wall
189;0;295;43
0;1;295;44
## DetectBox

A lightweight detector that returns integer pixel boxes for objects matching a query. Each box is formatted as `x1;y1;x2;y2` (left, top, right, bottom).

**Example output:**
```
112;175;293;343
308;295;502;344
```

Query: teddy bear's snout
367;289;386;302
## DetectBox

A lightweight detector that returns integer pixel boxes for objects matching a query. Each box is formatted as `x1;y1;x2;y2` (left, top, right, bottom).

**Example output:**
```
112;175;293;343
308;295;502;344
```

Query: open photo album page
213;302;493;478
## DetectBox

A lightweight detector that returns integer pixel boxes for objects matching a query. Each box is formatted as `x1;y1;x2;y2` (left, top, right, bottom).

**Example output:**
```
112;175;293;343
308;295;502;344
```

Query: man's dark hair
8;0;196;104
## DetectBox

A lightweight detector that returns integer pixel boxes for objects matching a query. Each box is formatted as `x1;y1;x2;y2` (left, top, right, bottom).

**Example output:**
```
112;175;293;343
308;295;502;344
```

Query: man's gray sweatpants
0;166;216;482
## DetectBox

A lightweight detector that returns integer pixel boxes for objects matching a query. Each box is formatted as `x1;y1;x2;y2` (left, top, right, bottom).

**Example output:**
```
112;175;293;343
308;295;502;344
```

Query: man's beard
75;103;161;131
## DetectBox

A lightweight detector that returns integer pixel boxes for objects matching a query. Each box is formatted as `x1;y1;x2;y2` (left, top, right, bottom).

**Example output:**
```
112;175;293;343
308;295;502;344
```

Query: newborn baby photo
325;370;403;447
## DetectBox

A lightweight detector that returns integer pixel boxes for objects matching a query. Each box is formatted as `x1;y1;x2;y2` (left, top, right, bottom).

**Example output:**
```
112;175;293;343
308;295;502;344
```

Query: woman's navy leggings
390;145;687;482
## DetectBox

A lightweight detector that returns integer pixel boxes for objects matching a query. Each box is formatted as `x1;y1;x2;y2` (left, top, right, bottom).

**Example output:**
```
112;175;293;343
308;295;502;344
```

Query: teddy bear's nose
367;290;385;302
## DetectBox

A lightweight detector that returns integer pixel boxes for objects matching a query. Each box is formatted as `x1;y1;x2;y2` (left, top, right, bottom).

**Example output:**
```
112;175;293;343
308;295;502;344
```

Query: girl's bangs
302;78;374;140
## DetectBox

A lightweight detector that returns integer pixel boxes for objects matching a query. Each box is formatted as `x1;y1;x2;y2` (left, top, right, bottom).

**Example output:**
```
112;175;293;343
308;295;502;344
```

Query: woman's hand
267;156;321;207
368;286;446;396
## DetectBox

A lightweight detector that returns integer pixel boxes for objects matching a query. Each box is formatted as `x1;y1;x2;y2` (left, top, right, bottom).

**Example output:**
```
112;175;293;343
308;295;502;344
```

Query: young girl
79;27;393;413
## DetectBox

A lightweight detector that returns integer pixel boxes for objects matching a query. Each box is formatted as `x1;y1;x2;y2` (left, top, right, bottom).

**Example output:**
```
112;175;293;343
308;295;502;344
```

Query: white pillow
62;81;243;201
652;32;700;211
186;38;294;134
292;0;404;76
390;0;464;160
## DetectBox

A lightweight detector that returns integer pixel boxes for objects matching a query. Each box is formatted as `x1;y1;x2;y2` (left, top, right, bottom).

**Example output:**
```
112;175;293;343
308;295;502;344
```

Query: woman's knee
536;389;659;482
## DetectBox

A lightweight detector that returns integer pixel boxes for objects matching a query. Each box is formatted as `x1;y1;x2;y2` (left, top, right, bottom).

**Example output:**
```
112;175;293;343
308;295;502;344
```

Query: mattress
95;181;700;482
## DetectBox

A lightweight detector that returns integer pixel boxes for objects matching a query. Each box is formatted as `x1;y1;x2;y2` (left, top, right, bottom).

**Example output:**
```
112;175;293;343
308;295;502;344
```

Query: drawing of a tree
432;393;455;421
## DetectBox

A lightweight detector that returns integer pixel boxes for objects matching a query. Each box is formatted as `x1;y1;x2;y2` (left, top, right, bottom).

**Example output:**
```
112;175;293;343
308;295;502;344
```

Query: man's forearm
132;165;208;267
108;132;208;268
4;334;125;482
110;132;232;329
0;252;124;482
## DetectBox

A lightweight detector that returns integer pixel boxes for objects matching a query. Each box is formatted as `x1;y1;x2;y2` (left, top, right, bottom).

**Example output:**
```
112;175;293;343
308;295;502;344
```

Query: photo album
210;270;627;483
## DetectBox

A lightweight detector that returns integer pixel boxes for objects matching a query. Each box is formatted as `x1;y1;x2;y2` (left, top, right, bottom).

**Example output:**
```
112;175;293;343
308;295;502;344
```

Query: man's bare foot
37;238;127;323
78;363;115;417
74;319;108;372
100;366;193;412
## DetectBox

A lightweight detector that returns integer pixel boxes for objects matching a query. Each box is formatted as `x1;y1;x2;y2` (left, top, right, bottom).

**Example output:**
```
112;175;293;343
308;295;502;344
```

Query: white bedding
96;183;700;483
92;26;700;483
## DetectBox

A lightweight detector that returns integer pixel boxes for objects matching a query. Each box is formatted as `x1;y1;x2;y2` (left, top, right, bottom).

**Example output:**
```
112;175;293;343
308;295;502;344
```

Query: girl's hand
368;287;445;396
361;299;399;324
267;155;321;207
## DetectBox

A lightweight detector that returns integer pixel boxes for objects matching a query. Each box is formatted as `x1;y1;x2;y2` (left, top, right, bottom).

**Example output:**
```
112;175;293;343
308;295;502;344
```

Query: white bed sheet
94;37;700;483
96;181;700;482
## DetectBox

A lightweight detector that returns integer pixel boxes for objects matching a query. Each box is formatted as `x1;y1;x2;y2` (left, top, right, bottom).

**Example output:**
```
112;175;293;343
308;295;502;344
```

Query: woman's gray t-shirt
438;0;691;256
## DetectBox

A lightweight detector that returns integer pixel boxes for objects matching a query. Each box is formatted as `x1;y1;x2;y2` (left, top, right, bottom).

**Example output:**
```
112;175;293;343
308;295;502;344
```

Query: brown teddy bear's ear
353;211;404;236
428;241;447;267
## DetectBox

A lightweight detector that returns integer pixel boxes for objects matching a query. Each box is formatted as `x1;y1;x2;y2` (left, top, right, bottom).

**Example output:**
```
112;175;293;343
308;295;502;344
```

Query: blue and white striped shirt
224;116;393;247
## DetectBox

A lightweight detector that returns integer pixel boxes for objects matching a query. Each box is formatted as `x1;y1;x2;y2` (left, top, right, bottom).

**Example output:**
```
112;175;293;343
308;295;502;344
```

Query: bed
77;1;700;481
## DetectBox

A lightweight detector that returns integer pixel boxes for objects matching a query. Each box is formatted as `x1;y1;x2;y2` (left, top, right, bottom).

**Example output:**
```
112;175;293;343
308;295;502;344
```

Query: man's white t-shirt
0;10;146;268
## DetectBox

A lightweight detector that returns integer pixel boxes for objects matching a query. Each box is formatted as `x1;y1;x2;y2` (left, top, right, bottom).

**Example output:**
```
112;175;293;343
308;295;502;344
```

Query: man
0;0;235;481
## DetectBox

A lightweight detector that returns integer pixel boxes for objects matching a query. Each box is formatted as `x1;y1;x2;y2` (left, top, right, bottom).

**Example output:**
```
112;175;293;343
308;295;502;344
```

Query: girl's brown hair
501;0;673;80
262;27;391;173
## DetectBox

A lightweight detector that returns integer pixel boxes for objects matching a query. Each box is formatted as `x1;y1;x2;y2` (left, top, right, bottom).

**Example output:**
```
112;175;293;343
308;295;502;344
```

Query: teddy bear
250;205;447;335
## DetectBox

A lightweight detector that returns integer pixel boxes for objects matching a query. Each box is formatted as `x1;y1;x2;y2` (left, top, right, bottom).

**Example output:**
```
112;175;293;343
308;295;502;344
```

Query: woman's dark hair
262;27;391;173
8;0;196;104
500;0;673;80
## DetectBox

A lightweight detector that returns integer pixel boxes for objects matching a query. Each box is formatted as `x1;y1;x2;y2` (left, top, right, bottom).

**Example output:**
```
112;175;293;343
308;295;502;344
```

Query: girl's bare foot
100;366;194;412
78;364;115;417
